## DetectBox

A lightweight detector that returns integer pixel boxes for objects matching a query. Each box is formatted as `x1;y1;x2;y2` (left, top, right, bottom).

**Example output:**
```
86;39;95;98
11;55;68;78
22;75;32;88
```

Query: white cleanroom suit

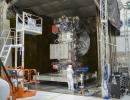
66;65;74;91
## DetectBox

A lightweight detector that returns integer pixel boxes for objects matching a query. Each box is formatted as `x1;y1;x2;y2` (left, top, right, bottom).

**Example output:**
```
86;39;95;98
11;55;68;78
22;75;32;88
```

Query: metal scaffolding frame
99;0;109;98
0;10;42;67
99;0;130;98
15;12;42;67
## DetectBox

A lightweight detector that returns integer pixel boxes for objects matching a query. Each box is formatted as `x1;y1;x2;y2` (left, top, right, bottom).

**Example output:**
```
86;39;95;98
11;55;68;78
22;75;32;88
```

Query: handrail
0;30;15;65
0;30;11;57
24;11;42;19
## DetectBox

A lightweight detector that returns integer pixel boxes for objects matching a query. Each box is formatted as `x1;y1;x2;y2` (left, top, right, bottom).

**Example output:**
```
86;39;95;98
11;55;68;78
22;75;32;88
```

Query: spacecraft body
50;16;90;70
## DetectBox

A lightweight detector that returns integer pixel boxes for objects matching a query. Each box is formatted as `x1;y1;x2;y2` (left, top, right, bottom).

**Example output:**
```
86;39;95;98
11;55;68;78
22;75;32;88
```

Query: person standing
66;64;74;91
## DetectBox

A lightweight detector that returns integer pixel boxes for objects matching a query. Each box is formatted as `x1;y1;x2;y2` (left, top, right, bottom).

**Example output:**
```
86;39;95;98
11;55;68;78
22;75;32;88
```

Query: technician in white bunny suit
66;64;74;91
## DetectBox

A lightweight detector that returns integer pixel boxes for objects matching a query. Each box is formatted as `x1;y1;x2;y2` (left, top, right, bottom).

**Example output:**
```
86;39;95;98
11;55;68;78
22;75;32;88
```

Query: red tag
52;25;59;33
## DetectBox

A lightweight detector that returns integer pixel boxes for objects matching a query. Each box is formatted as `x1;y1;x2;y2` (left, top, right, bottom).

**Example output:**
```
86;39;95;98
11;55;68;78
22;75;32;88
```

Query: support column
100;0;110;99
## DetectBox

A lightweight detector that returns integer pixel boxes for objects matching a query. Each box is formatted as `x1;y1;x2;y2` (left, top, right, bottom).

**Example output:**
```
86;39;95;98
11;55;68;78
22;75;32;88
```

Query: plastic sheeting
108;0;120;30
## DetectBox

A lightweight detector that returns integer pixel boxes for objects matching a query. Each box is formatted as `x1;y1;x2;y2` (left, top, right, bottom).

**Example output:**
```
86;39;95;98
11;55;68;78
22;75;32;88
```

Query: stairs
0;30;14;66
0;45;11;65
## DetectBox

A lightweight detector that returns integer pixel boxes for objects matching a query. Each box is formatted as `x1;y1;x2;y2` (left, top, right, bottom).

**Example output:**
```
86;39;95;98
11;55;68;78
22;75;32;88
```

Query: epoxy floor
28;81;101;97
17;81;102;100
17;81;130;100
17;91;102;100
17;91;130;100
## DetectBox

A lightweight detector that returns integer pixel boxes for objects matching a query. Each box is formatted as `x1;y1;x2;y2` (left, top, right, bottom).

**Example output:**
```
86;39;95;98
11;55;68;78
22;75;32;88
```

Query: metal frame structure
15;12;42;67
0;11;42;67
99;0;130;98
99;0;109;98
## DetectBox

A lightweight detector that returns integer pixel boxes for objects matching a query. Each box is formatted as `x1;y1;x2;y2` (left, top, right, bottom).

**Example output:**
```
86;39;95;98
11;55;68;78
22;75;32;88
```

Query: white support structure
100;0;109;98
15;12;42;67
16;12;42;35
0;11;42;67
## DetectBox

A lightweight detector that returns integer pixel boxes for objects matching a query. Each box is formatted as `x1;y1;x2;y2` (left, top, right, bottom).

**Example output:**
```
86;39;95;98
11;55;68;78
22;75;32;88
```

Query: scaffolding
99;0;109;97
0;11;42;67
99;0;130;98
15;12;42;67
